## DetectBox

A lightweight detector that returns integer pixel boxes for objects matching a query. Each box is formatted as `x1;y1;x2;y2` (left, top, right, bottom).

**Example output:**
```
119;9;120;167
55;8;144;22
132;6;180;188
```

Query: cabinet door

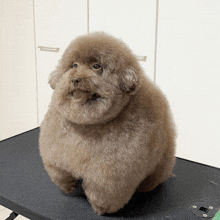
89;0;156;81
156;0;220;168
0;0;37;140
35;0;87;123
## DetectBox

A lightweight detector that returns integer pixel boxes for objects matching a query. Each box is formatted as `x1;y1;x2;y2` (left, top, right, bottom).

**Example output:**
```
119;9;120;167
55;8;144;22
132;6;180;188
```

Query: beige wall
156;0;220;168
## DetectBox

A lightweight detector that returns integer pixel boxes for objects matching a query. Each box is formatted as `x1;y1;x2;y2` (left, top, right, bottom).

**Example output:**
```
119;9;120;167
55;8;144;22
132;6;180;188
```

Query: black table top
0;128;220;220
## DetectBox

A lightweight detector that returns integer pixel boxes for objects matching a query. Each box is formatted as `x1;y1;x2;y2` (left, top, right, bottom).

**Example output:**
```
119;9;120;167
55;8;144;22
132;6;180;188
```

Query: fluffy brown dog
39;32;176;215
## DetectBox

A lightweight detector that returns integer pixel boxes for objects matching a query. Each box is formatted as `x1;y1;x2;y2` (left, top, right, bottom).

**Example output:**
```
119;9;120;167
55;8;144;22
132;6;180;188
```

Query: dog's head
49;32;141;124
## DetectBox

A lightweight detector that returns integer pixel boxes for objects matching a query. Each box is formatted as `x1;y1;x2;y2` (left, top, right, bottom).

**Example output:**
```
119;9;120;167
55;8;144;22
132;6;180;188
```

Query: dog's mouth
87;93;102;102
68;90;102;104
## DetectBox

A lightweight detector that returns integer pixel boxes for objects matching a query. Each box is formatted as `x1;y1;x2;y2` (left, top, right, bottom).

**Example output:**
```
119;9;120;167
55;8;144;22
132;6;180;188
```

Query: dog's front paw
86;190;122;215
90;200;120;215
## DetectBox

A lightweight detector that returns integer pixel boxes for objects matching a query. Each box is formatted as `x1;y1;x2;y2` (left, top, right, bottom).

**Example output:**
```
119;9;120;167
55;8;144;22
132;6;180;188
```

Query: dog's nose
72;78;81;85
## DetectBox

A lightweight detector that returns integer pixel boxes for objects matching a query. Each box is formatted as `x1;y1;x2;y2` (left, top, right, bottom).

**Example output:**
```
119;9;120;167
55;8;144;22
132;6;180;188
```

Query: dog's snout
72;78;81;85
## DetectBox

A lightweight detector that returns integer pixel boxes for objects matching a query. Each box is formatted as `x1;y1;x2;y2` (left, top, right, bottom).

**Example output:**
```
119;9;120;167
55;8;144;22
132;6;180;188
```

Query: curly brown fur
39;32;176;215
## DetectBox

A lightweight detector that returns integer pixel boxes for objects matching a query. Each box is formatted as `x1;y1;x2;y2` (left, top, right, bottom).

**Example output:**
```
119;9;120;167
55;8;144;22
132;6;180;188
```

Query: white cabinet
35;0;88;124
0;0;88;140
156;0;220;168
0;0;38;140
89;0;157;81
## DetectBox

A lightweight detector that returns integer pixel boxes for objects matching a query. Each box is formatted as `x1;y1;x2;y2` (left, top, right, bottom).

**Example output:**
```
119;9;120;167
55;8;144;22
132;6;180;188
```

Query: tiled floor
0;205;30;220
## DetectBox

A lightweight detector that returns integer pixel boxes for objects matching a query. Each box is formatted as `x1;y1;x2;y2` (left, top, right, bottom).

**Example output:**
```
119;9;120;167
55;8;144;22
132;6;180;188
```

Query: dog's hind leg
137;150;176;192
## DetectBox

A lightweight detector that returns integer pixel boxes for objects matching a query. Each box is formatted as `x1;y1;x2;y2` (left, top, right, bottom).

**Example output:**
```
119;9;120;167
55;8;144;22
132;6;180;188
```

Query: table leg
5;212;19;220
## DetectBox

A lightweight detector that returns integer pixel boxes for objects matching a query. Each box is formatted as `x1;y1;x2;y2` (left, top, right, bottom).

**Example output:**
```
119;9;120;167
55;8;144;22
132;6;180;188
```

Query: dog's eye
93;64;101;70
72;63;78;68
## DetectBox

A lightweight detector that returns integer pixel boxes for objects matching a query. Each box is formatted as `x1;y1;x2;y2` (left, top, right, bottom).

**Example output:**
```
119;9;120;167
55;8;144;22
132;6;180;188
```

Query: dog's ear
48;68;63;89
119;67;139;95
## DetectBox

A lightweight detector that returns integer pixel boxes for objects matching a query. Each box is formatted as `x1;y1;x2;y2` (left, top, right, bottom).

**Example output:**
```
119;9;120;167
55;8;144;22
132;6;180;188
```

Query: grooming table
0;128;220;220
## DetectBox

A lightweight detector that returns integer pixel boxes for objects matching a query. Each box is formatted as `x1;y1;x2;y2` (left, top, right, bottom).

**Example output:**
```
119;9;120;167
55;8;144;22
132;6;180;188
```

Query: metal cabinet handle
37;47;145;62
135;55;147;62
38;46;60;52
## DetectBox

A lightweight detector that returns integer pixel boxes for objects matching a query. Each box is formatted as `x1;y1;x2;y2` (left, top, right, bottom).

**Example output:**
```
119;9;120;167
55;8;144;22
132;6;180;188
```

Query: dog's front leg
82;174;140;215
44;163;78;193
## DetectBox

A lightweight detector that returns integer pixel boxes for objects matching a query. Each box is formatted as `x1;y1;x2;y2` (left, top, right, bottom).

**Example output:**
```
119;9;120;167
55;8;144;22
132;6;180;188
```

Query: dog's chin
52;88;130;125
